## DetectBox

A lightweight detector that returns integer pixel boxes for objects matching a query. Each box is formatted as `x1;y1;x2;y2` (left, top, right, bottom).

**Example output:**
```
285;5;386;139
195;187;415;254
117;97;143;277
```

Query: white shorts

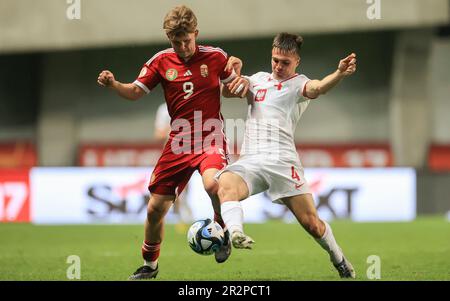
215;155;311;204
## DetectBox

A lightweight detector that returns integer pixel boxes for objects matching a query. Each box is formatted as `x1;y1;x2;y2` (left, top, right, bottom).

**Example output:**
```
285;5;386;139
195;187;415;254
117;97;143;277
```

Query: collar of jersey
269;73;299;83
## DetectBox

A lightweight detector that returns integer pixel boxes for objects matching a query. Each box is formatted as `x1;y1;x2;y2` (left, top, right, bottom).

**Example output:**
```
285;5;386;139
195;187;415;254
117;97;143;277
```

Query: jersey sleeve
133;59;162;94
216;50;236;84
295;74;313;103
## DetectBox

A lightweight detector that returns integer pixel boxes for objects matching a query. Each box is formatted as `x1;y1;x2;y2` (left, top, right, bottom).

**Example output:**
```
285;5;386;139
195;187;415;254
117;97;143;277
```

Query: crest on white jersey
255;89;267;102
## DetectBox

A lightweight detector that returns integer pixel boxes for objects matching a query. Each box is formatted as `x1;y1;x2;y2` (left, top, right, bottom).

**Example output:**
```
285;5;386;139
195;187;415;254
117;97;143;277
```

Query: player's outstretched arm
221;56;248;99
225;56;243;76
304;53;357;99
97;70;145;101
222;76;249;98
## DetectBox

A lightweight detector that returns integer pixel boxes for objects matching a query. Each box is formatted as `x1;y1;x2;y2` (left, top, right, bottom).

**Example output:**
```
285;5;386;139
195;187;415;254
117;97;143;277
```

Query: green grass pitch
1;217;449;280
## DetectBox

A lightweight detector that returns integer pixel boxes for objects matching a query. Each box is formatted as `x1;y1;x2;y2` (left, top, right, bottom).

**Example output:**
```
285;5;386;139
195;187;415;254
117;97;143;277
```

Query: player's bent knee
147;204;165;221
300;214;322;238
146;196;173;221
203;178;219;196
218;172;248;202
217;185;238;203
308;222;323;238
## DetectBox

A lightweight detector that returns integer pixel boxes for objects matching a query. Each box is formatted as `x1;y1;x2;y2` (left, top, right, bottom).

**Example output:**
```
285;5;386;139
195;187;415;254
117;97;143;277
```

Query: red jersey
133;46;235;147
133;45;235;195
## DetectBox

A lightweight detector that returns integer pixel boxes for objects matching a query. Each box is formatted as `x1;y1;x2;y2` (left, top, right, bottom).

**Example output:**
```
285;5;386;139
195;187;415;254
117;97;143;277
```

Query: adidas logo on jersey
184;70;192;77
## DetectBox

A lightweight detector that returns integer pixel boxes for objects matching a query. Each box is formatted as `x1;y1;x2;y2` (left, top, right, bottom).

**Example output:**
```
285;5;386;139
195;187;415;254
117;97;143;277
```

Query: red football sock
141;241;161;262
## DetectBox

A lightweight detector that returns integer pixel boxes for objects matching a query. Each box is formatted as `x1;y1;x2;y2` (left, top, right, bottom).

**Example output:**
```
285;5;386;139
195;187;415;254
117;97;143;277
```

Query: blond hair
163;5;198;39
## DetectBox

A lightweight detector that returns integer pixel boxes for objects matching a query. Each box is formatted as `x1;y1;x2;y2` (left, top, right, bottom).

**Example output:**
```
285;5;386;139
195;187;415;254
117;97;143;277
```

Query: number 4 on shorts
291;166;300;181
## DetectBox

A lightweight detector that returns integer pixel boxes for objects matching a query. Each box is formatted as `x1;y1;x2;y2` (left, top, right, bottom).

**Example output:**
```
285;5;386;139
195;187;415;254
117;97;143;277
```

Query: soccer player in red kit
97;5;249;279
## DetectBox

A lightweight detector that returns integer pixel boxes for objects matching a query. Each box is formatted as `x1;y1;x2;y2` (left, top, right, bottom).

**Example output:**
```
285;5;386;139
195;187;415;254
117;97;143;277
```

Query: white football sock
144;260;158;270
315;221;344;265
220;201;244;235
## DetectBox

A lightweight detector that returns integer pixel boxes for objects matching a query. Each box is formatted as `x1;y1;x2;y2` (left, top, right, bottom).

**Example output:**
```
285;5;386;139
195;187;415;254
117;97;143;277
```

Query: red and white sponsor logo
0;169;31;222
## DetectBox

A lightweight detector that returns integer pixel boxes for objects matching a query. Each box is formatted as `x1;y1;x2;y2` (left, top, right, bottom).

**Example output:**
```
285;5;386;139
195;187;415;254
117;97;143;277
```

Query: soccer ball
187;218;224;255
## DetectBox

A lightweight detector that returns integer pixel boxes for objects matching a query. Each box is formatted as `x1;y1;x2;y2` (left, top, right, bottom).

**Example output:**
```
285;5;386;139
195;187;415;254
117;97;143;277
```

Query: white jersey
241;72;311;161
154;102;171;131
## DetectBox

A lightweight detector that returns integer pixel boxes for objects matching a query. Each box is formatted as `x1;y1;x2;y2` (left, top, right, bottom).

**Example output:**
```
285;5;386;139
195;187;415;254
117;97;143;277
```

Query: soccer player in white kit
216;33;357;278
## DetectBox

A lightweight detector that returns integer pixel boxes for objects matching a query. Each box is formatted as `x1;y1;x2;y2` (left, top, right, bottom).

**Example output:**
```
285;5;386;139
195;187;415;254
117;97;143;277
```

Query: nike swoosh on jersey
295;183;304;189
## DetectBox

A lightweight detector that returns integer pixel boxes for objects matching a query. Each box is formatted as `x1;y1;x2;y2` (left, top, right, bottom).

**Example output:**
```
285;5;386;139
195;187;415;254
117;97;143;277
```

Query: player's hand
225;56;243;76
97;70;116;87
226;76;249;98
337;53;357;76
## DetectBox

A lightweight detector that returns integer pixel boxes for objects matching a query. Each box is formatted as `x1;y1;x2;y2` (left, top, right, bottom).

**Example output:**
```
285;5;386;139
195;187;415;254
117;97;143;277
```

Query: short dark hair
272;33;303;56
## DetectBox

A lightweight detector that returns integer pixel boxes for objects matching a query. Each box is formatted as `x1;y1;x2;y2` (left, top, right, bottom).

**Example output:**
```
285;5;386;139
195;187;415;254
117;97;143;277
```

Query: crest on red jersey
165;68;178;81
200;64;209;77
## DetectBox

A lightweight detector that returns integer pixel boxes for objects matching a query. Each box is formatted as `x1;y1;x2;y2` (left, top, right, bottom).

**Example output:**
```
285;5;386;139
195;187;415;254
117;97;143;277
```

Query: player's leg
281;193;356;278
217;171;255;249
201;167;235;262
130;193;175;280
201;168;223;225
199;147;238;263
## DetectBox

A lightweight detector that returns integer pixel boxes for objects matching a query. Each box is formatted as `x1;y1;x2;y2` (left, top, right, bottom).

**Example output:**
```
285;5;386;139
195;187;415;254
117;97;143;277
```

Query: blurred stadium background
0;0;449;280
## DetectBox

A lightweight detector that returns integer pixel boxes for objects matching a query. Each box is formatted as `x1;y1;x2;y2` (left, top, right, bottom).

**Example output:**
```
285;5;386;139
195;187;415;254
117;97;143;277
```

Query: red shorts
148;141;228;196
